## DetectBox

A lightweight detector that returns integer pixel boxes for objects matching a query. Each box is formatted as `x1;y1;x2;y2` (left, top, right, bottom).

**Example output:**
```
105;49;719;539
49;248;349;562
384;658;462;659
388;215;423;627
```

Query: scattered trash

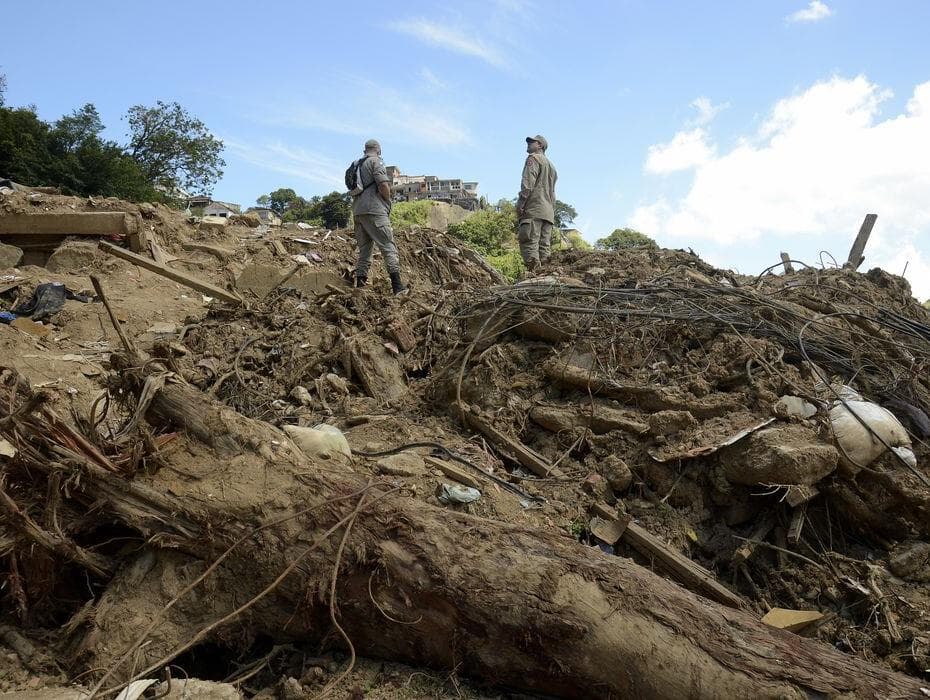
436;483;481;504
283;423;352;460
11;282;92;321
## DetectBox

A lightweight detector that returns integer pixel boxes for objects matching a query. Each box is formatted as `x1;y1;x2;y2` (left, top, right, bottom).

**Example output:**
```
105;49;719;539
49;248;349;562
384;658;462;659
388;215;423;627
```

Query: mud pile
3;192;930;698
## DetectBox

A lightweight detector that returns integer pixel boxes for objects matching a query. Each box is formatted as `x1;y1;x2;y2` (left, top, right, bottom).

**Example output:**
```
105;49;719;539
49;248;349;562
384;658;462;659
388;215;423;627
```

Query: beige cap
526;134;548;150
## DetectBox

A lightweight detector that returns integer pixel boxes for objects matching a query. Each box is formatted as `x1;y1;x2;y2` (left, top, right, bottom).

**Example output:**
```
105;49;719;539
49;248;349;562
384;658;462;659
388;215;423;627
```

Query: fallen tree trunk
62;376;930;698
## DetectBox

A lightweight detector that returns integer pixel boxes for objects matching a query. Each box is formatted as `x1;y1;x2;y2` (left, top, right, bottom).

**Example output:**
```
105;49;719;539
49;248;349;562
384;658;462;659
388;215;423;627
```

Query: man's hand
378;182;392;203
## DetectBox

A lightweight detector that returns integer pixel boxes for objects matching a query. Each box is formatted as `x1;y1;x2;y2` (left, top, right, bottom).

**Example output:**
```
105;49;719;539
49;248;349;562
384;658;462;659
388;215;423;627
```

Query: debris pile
2;191;930;698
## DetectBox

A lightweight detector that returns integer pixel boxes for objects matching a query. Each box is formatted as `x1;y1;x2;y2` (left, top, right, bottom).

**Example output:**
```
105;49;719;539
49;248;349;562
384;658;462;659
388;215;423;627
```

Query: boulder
0;241;24;269
46;241;96;273
724;424;838;486
889;542;930;582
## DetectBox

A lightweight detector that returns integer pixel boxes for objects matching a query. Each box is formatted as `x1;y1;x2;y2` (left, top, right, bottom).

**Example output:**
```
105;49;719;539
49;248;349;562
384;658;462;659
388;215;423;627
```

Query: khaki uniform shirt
351;155;391;218
517;152;557;224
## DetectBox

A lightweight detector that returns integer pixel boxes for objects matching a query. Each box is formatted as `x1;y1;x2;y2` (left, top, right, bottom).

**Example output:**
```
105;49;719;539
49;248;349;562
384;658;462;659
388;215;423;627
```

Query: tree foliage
126;100;224;194
0;102;156;201
448;208;516;256
254;188;352;229
554;200;578;229
596;227;658;251
0;87;223;203
390;200;434;228
0;72;7;107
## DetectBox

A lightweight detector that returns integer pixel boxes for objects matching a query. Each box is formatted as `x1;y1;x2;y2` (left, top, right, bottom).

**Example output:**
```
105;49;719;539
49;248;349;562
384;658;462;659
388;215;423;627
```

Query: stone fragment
648;410;698;436
889;542;930;582
0;241;24;269
601;455;633;492
376;452;425;477
761;608;823;632
724;424;838;486
46;241;97;272
774;395;818;419
290;386;313;406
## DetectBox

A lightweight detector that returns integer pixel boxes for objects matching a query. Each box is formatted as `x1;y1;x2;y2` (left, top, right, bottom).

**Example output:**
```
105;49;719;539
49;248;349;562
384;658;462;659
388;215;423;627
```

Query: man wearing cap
350;139;407;294
516;135;558;272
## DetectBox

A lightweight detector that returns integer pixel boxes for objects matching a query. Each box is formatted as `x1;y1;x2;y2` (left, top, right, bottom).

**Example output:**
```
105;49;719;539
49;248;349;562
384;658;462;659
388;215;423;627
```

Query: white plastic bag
283;423;351;461
829;399;915;471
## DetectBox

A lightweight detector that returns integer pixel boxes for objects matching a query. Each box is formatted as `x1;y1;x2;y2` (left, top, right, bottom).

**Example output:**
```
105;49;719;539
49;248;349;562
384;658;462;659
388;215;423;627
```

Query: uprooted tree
0;356;925;700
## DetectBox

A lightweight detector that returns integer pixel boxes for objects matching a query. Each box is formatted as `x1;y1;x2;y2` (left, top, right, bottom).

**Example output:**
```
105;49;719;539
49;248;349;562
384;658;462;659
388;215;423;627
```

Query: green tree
390;200;434;228
448;208;516;256
126;100;224;193
0;73;6;107
316;191;351;229
260;188;300;216
596;227;658;251
554;200;578;229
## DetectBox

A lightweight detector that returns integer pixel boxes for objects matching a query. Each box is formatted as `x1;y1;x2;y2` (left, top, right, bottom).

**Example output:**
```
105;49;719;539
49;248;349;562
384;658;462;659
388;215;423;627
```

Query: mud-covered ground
4;191;930;697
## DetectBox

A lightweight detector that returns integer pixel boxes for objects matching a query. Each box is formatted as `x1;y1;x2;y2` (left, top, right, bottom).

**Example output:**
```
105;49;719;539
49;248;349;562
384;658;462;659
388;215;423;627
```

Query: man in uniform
516;135;558;272
350;139;407;294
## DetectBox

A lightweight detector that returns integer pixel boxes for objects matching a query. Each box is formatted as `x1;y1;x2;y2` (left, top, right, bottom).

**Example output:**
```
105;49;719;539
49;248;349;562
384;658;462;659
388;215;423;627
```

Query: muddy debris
4;192;930;697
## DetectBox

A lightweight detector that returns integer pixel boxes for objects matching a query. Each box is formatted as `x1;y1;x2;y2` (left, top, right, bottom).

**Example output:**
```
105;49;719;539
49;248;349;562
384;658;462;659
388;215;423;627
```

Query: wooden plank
424;456;480;488
780;253;794;273
787;505;807;544
462;409;563;478
98;241;242;305
0;212;132;237
785;484;819;508
591;503;742;609
845;214;877;270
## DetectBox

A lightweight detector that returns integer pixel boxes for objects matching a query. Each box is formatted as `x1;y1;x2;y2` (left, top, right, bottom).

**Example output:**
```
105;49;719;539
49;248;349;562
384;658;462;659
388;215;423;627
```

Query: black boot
355;275;367;288
389;271;408;295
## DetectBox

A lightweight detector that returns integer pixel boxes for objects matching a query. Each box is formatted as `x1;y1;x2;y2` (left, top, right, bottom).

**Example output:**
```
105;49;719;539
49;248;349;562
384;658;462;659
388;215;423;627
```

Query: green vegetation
553;229;593;251
596;227;658;250
0;75;223;201
554;200;578;229
126;101;224;193
254;188;351;229
390;199;434;228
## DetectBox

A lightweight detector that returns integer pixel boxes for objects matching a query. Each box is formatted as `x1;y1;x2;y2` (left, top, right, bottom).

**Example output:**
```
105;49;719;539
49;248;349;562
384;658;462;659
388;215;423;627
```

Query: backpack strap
356;156;377;191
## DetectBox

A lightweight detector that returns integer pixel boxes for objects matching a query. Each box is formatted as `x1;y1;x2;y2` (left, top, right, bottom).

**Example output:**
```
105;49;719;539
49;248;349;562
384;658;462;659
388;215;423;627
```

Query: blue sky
4;1;930;295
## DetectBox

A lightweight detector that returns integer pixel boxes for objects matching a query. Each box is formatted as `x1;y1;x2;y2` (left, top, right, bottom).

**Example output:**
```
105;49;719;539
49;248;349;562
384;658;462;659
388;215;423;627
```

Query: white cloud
690;96;729;125
631;75;930;298
420;67;448;90
645;128;715;173
253;79;470;148
389;18;507;68
787;1;834;23
224;139;344;188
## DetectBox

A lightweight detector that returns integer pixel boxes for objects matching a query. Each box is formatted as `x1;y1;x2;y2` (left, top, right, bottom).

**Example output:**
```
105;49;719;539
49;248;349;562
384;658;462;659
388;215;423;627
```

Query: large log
73;378;926;699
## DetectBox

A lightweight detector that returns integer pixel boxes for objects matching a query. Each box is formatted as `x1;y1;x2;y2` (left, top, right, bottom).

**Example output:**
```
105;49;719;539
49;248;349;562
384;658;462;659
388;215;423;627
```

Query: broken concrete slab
46;241;97;273
723;424;838;486
0;241;24;269
529;403;648;435
0;212;136;237
288;270;345;296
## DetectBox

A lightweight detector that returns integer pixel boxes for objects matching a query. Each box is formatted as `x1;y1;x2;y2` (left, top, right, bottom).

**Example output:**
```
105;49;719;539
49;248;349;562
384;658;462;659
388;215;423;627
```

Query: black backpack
345;156;375;195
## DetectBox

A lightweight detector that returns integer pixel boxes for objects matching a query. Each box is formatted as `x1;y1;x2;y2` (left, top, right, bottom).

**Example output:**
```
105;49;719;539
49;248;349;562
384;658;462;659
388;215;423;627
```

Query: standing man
349;139;407;294
516;135;558;272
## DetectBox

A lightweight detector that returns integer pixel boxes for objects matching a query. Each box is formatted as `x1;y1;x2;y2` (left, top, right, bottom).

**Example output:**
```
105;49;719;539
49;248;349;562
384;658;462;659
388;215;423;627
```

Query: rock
235;264;286;297
326;373;350;394
283;424;351;460
376;452;425;477
155;679;243;699
724;424;838;486
235;212;261;228
199;215;228;233
45;241;97;272
582;473;615;504
138;202;157;218
889;542;930;582
290;386;313;406
774;395;817;419
601;455;633;492
436;483;481;504
648;410;697;436
0;241;24;269
278;677;305;700
427;201;470;231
